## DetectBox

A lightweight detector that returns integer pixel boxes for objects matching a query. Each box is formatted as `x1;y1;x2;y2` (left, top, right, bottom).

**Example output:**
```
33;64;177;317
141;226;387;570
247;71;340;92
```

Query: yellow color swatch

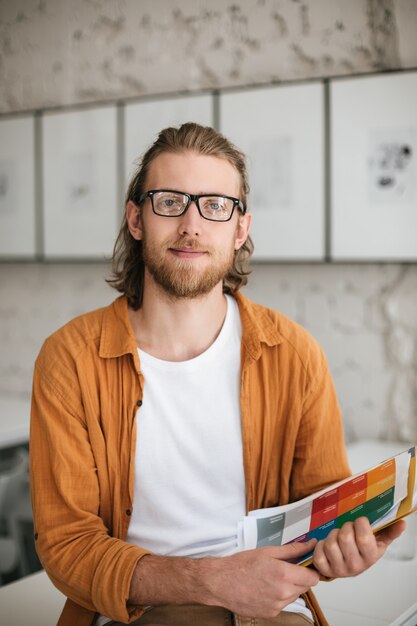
367;459;395;500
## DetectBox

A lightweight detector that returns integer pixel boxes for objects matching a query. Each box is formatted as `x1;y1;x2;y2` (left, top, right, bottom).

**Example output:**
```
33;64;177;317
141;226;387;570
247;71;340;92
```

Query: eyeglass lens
152;191;234;221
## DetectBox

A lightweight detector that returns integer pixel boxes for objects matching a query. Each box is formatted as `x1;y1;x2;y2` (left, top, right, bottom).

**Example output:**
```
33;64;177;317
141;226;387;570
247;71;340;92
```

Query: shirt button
136;400;143;407
126;509;132;516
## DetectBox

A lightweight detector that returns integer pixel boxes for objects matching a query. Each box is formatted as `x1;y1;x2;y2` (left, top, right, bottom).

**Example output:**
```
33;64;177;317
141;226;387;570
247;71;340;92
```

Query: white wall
1;0;417;443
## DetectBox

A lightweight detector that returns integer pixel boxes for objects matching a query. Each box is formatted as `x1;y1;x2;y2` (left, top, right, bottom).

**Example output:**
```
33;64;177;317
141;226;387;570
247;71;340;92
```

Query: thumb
274;538;318;561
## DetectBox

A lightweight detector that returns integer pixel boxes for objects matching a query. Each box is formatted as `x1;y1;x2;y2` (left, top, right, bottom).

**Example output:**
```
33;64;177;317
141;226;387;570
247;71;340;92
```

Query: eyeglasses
137;189;246;222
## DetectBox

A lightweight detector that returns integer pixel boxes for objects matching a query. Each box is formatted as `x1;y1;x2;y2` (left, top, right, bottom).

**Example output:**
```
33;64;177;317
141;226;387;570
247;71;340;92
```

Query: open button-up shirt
30;292;350;626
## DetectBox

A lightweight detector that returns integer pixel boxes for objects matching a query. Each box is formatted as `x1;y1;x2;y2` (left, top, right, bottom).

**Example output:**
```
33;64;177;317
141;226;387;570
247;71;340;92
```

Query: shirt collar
235;291;283;364
99;295;138;361
98;292;283;365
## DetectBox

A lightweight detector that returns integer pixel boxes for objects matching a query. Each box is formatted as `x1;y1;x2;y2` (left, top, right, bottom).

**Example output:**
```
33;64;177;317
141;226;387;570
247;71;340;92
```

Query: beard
141;231;235;299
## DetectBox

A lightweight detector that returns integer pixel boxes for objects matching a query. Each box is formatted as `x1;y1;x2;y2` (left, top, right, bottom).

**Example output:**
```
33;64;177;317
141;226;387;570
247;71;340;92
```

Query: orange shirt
30;292;350;626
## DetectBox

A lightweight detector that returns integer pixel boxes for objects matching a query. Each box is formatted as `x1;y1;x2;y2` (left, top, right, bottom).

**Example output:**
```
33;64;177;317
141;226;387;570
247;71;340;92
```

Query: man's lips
169;247;207;258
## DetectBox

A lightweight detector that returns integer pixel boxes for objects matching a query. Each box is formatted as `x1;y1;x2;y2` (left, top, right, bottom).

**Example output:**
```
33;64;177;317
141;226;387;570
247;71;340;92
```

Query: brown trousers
106;605;314;626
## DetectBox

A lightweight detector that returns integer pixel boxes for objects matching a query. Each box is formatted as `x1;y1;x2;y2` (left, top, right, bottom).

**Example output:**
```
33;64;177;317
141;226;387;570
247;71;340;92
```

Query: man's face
126;151;251;300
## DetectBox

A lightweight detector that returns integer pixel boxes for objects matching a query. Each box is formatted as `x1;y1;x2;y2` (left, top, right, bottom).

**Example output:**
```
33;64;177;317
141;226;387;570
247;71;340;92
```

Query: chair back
0;448;30;579
0;448;29;520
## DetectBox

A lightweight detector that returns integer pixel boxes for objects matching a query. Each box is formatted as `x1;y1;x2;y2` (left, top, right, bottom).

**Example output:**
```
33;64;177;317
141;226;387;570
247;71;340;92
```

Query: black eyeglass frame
137;189;246;222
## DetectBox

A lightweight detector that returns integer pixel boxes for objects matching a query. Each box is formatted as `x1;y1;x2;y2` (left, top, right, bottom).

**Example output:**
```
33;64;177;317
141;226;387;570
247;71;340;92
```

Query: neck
128;276;229;362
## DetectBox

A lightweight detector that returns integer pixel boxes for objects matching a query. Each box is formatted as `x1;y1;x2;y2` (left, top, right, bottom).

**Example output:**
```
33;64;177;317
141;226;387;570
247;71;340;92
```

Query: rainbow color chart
240;447;416;565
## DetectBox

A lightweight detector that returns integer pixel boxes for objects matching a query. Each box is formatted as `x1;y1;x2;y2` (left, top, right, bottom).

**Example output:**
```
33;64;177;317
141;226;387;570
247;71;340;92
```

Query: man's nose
178;200;203;237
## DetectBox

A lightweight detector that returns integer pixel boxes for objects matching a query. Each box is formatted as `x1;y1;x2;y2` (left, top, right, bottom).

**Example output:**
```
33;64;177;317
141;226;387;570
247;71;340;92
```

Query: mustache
166;237;210;253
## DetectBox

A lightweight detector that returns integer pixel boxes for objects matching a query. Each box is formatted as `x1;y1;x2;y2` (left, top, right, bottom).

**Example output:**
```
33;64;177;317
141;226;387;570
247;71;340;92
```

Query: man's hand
312;517;407;578
130;539;320;619
205;539;320;618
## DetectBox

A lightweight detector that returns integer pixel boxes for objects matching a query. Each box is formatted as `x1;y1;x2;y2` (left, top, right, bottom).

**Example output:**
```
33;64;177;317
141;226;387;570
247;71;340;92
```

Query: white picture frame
124;93;214;184
0;116;36;258
42;105;118;259
330;71;417;261
219;82;325;261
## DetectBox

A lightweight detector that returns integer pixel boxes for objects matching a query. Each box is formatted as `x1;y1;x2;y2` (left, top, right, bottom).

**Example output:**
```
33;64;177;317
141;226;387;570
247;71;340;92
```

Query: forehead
145;151;241;196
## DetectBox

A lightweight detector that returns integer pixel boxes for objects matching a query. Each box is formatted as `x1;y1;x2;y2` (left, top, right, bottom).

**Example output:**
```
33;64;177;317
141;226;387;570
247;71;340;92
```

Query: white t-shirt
96;295;312;625
127;294;246;557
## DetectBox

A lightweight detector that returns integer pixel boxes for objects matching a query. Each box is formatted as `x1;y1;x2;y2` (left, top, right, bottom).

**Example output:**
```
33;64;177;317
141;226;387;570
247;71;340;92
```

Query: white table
0;398;30;450
315;439;417;626
0;570;65;626
390;600;417;626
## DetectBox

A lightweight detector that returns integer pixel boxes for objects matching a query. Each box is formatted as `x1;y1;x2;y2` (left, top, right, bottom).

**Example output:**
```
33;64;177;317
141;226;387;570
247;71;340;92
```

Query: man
30;123;405;626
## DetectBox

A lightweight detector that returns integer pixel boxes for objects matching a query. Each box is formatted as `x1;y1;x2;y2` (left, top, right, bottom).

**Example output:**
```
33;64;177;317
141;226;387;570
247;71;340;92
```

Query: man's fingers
272;538;317;561
274;541;320;587
349;518;378;563
354;517;406;559
312;517;407;578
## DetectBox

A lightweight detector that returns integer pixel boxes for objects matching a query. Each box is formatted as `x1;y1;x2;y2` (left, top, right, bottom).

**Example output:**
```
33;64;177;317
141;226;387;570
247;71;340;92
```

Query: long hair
107;122;254;310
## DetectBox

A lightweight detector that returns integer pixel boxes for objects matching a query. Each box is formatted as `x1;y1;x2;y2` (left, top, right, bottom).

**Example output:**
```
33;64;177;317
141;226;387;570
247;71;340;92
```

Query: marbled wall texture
0;0;417;442
1;0;417;112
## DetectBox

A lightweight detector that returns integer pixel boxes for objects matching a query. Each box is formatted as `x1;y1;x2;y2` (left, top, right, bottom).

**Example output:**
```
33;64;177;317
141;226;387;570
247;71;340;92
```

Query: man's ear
126;200;143;241
234;212;252;250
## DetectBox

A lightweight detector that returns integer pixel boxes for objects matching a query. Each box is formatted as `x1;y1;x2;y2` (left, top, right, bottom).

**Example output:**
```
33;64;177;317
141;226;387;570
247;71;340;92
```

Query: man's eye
203;198;223;211
157;196;182;211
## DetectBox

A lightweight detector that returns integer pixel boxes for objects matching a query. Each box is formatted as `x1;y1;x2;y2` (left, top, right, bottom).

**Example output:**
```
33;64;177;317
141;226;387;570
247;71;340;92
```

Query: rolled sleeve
30;361;151;623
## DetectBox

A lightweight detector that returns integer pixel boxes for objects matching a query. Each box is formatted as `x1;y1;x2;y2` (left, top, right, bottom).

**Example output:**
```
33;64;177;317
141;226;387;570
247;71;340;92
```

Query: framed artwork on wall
42;105;118;259
330;70;417;261
124;93;214;184
0;115;36;258
219;82;325;261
